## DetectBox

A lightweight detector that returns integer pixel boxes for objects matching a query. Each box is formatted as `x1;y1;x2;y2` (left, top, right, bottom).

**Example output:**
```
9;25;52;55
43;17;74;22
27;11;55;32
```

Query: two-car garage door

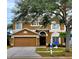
14;37;36;46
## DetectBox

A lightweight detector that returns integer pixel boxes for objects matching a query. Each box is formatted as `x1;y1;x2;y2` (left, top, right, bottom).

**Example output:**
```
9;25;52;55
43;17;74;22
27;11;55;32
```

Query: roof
12;28;38;35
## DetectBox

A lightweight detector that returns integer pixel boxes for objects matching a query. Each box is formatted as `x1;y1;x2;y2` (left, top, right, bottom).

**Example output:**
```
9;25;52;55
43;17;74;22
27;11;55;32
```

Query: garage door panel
14;37;36;46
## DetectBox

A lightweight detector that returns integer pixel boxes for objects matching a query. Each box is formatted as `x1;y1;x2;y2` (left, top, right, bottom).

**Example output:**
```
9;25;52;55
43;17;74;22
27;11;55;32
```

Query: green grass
36;47;66;51
37;51;72;57
36;47;72;57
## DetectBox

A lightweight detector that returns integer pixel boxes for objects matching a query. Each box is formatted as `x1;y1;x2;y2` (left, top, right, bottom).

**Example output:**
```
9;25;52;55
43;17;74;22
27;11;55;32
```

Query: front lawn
36;47;66;51
36;47;72;57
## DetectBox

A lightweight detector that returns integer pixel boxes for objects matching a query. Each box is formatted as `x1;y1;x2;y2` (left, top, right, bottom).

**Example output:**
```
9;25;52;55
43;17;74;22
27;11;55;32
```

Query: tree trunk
66;30;70;52
62;2;71;52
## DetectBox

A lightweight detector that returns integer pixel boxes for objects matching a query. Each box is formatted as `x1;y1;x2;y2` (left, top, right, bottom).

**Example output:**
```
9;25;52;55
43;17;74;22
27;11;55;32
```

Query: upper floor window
53;24;59;29
51;21;59;29
31;20;42;26
15;22;22;29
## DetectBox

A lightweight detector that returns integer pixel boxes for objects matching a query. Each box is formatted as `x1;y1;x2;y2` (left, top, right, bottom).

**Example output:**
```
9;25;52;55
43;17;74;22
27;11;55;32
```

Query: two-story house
11;17;66;47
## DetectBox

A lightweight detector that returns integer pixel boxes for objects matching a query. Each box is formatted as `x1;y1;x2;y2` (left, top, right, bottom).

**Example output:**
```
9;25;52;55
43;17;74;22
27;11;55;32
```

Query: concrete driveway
7;47;72;59
7;47;41;59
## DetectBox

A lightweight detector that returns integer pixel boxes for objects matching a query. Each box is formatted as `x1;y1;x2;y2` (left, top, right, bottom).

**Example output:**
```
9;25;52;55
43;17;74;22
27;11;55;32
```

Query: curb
8;57;72;59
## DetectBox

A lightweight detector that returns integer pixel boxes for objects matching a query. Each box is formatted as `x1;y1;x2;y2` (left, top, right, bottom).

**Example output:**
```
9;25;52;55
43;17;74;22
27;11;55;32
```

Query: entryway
39;31;46;46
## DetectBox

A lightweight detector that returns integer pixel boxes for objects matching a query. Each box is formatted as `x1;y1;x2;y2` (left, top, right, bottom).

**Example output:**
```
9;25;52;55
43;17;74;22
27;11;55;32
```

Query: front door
39;36;46;46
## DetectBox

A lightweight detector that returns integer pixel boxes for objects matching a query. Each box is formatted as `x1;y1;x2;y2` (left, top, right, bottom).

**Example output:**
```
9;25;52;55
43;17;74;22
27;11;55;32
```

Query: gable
13;28;38;35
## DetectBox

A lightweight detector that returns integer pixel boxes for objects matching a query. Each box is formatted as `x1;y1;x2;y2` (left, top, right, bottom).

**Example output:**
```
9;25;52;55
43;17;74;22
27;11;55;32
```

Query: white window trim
50;21;61;32
51;21;55;30
39;31;48;36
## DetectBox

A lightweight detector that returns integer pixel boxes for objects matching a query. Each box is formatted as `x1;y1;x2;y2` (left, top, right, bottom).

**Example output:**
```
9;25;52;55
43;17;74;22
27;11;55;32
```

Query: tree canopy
12;0;72;30
11;0;72;51
13;1;70;22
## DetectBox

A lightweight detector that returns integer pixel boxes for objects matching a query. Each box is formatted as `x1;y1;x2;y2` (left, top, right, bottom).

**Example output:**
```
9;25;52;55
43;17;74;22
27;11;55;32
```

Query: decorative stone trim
31;25;42;27
39;31;48;36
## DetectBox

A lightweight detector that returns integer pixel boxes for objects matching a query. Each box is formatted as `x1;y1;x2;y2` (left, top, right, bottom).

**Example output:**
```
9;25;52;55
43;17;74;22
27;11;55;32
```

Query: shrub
7;35;11;45
47;42;66;47
48;43;57;47
58;44;66;47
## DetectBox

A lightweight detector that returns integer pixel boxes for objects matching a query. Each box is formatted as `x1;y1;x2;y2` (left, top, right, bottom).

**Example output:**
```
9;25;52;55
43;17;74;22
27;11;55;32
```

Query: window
16;22;22;29
52;23;59;29
31;20;42;26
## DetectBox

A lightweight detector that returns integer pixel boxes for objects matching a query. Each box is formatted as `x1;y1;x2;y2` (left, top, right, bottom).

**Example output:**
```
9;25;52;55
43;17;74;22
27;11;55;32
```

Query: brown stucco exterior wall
36;38;40;46
13;22;16;29
13;18;65;31
23;23;32;29
46;32;52;43
13;22;51;30
22;23;51;30
60;23;64;30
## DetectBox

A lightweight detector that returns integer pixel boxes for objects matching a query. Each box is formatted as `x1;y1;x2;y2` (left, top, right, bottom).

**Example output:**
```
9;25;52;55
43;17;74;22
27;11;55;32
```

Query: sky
7;0;16;24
